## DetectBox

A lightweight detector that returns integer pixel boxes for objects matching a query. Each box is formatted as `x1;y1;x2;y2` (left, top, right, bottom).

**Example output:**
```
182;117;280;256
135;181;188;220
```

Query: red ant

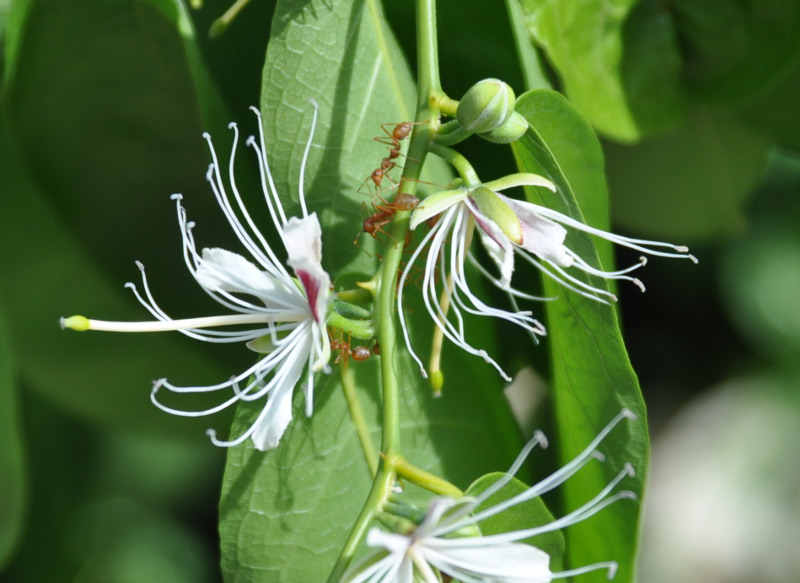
329;331;376;363
355;192;421;249
360;122;415;193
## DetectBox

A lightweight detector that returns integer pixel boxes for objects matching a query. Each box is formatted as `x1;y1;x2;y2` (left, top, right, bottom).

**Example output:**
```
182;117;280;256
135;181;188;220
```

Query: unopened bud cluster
455;78;528;144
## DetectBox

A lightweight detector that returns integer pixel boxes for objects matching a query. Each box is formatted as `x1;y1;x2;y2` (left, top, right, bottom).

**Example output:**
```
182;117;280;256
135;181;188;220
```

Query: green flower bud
478;110;529;144
456;78;516;134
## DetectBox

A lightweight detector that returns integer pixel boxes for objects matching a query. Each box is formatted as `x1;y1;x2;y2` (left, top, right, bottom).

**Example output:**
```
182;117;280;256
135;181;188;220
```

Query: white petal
470;202;515;288
498;195;573;268
410;187;470;230
282;213;331;322
250;383;294;451
196;247;279;295
367;528;412;555
423;540;553;582
283;213;323;265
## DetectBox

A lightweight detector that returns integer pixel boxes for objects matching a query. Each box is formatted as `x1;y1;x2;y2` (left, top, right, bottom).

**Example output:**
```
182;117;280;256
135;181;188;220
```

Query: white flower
60;101;331;451
343;409;637;583
401;174;697;379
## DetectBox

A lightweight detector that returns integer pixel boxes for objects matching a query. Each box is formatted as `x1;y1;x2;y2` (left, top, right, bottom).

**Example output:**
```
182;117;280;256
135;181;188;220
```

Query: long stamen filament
60;312;307;333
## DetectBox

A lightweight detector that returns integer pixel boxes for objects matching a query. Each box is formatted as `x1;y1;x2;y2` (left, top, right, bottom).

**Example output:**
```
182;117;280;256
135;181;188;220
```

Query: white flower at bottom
343;409;637;583
61;101;331;451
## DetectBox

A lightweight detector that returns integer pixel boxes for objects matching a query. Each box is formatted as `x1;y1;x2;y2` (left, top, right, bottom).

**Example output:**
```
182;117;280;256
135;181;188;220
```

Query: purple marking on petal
296;270;321;322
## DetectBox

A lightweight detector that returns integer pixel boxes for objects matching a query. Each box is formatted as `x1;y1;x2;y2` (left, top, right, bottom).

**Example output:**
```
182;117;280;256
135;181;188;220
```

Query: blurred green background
1;0;799;581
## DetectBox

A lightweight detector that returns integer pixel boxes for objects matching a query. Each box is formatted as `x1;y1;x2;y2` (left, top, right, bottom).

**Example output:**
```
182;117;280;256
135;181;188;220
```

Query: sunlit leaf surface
513;89;648;583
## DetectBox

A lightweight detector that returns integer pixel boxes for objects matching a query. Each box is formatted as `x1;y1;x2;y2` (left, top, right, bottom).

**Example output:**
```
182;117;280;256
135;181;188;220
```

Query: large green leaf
512;89;648;583
0;306;26;570
521;0;687;141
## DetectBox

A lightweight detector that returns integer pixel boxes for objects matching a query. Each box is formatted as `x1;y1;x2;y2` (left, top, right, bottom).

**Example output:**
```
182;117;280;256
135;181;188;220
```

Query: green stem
394;456;463;497
340;361;379;476
326;0;443;579
430;142;481;186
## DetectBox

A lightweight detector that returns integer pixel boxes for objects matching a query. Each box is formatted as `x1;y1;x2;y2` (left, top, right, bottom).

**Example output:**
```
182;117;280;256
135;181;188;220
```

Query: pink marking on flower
296;270;322;322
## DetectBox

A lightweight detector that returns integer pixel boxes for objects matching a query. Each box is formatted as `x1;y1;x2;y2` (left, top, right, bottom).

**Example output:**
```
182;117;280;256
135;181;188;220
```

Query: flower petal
468;199;516;288
282;213;331;322
498;195;573;268
423;540;553;582
485;172;557;193
196;247;280;295
410;187;470;230
250;382;295;451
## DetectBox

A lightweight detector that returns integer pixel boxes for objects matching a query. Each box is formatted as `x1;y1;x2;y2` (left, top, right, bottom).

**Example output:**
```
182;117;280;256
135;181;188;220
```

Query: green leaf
466;472;565;568
257;1;449;277
512;89;647;583
605;108;770;242
521;0;687;141
0;305;26;570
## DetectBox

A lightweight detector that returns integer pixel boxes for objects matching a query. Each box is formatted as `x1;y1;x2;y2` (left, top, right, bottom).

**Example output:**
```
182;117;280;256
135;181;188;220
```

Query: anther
135;261;145;271
532;429;549;449
170;193;183;201
631;278;646;292
623;462;635;477
620;408;637;421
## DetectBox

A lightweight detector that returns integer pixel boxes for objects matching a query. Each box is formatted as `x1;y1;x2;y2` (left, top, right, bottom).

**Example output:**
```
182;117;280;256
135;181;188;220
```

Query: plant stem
430;142;481;186
340;360;379;476
326;0;443;579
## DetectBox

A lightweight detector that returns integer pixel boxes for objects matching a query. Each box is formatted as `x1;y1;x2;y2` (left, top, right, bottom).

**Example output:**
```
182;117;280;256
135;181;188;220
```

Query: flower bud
479;111;529;144
456;79;516;134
